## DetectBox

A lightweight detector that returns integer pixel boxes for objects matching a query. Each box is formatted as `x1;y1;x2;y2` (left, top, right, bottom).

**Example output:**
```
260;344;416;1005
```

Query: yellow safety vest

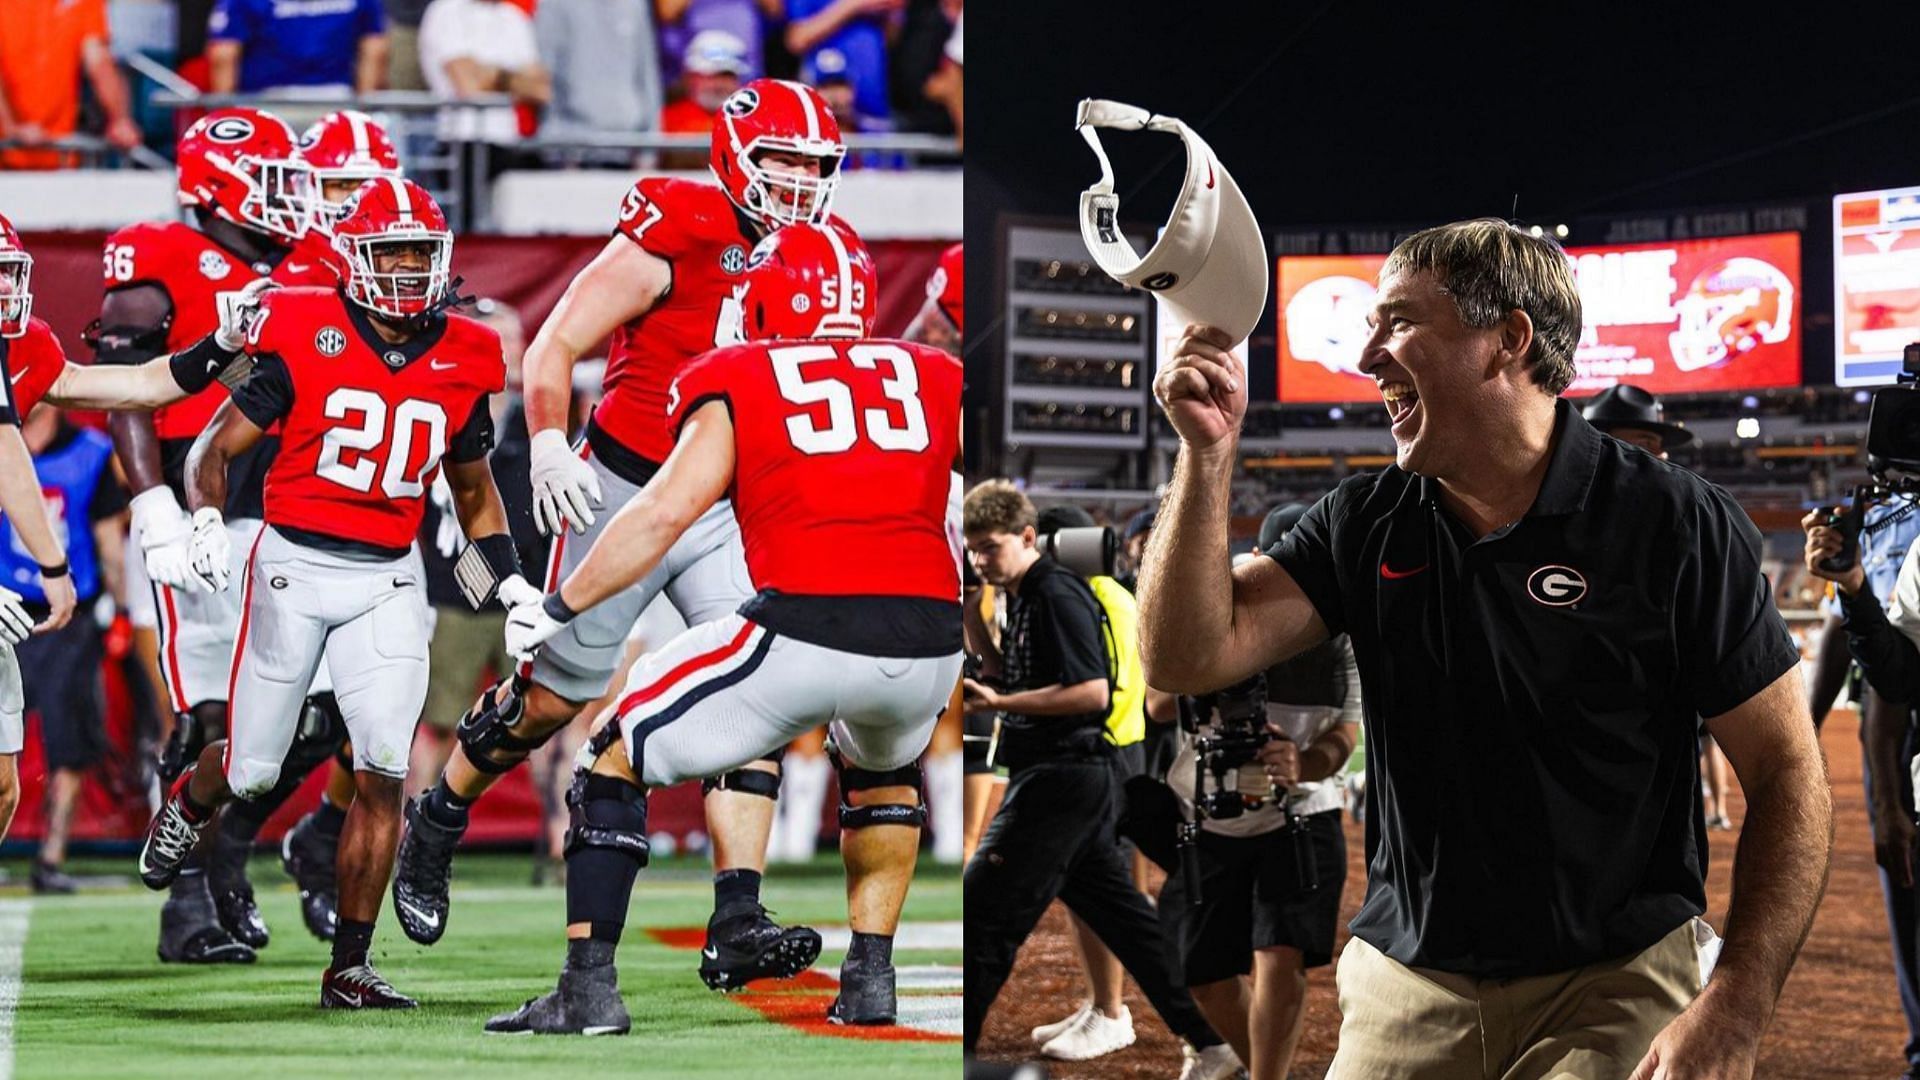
1089;575;1144;747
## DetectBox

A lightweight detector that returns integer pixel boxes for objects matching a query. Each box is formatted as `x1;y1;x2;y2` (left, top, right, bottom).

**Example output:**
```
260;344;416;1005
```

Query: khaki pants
1329;920;1702;1080
387;25;427;91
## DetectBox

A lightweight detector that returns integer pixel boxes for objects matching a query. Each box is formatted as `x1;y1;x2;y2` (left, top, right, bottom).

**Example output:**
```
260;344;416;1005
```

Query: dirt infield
973;706;1910;1078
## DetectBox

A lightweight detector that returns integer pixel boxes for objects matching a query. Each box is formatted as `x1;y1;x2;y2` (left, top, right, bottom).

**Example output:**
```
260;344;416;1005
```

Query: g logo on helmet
1526;564;1587;607
1140;271;1179;291
204;116;256;144
723;89;760;118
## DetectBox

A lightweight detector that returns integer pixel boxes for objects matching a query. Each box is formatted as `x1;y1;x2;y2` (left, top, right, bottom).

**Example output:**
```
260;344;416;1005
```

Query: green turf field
0;851;960;1079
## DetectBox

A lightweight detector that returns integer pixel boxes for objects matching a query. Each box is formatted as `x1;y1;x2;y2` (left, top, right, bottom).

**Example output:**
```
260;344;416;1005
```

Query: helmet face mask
177;108;313;246
0;215;30;338
330;179;453;321
711;80;847;230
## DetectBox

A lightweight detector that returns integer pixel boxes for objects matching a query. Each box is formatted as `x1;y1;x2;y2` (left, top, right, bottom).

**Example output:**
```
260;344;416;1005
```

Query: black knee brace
456;675;555;775
160;701;228;785
830;749;927;830
285;693;348;777
700;753;784;799
564;771;650;865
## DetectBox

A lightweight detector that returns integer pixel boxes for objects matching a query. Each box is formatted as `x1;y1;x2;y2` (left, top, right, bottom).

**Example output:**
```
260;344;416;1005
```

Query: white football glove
529;428;602;537
429;473;463;559
504;592;567;661
214;277;279;352
496;573;543;611
0;584;31;645
131;487;207;594
187;507;232;593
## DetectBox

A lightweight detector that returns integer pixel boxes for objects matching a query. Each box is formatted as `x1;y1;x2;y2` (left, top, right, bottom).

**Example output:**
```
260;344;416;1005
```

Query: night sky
963;1;1920;400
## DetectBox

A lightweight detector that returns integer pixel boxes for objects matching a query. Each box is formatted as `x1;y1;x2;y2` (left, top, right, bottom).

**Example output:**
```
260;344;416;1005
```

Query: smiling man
1139;218;1832;1079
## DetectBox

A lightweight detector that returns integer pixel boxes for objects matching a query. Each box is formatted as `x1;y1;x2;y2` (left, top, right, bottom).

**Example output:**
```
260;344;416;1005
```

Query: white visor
1076;99;1268;349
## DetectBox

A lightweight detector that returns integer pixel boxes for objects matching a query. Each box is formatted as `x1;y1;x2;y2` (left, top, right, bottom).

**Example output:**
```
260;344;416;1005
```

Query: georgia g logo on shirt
1526;564;1588;607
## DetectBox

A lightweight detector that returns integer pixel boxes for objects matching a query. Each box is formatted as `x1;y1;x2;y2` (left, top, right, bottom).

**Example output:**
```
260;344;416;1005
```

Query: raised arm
1140;325;1327;692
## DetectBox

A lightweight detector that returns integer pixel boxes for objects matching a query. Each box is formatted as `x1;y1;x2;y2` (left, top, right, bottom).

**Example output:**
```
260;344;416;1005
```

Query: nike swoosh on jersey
1379;561;1428;580
429;359;457;371
8;369;25;386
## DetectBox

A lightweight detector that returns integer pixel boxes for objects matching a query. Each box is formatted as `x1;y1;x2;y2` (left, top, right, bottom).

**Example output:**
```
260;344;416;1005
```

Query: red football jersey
668;338;962;602
596;177;760;463
274;233;343;287
1;318;68;419
233;288;504;550
101;221;308;441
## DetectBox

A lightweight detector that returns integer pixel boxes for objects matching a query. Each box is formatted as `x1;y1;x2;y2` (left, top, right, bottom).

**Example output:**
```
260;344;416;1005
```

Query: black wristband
169;333;243;394
543;592;579;624
39;561;69;579
474;532;521;584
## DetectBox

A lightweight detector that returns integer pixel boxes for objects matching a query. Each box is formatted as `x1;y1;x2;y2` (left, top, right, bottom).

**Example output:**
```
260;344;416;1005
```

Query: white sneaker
1030;1002;1092;1045
1177;1042;1243;1080
1041;1004;1136;1061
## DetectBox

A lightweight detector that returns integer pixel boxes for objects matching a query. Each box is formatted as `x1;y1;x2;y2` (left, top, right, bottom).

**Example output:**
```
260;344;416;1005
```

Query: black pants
963;752;1219;1052
17;613;107;770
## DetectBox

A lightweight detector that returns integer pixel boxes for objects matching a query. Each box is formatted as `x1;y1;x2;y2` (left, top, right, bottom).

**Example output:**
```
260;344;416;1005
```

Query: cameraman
961;480;1231;1077
1806;499;1920;1078
1150;504;1356;1080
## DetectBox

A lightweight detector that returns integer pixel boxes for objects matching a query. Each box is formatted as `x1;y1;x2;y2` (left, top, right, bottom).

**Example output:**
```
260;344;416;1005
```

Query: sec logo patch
198;251;232;281
1526;564;1587;607
314;327;347;356
721;245;747;274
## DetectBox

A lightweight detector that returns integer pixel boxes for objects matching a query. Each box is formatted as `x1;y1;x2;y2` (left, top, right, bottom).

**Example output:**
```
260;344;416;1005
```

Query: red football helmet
740;222;876;341
711;79;847;228
176;107;311;245
929;242;963;334
331;178;453;320
1668;257;1795;371
298;110;402;233
0;213;31;338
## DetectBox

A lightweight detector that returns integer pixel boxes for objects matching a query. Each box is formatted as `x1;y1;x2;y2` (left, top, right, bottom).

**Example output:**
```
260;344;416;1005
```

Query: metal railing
0;134;171;170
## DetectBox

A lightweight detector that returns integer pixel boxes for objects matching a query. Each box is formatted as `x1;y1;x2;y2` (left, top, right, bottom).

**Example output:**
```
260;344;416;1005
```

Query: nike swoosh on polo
8;368;25;386
1205;161;1216;190
430;359;457;371
397;898;441;930
1380;561;1428;580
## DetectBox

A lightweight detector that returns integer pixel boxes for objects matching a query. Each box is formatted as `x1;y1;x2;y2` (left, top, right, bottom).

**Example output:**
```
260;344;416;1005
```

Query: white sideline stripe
817;921;961;951
0;899;31;1080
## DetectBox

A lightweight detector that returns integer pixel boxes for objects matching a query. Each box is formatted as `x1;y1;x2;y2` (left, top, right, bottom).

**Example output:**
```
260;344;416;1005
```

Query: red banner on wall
1276;232;1803;403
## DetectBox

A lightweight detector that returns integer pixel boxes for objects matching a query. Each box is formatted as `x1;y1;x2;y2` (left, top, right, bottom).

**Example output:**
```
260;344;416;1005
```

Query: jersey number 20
770;344;928;455
316;388;448;497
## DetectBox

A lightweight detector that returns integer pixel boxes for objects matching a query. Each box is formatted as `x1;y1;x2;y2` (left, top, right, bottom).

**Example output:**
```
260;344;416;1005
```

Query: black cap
1257;503;1312;551
1580;384;1693;448
1037;505;1097;534
1124;508;1157;541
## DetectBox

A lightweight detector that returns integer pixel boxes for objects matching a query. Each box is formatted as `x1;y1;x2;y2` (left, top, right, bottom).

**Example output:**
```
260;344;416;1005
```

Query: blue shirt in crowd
209;0;386;92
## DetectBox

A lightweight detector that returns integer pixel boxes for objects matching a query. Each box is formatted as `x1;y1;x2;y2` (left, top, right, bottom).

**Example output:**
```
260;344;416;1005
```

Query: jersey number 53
769;343;929;455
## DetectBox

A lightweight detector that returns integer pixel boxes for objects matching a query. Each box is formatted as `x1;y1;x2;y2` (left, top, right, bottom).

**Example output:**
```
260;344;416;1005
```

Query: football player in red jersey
0;212;289;849
97;107;362;963
282;110;403;287
137;179;533;1009
485;222;962;1035
393;78;846;991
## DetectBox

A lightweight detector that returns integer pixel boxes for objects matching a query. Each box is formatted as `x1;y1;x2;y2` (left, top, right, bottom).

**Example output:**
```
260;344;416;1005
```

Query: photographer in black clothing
961;480;1231;1078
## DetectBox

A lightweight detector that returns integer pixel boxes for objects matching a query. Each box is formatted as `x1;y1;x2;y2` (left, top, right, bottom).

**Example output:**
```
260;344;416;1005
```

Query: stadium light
1736;417;1760;439
1554;224;1569;238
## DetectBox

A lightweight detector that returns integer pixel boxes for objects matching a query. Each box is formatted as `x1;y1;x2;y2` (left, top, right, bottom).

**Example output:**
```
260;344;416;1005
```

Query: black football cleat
139;771;213;891
827;958;897;1026
321;963;418;1009
280;810;340;941
29;861;76;895
212;883;270;949
698;900;822;992
485;965;630;1036
158;878;257;965
392;795;461;945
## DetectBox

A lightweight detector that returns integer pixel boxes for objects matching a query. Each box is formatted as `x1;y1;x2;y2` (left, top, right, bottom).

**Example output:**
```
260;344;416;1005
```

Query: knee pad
160;701;228;785
700;756;784;799
564;771;650;866
456;676;554;775
283;694;349;778
830;748;927;830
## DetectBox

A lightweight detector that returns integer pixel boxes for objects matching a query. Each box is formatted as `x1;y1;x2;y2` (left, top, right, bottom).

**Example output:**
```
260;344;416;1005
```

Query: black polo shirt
1267;397;1798;977
996;557;1113;769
